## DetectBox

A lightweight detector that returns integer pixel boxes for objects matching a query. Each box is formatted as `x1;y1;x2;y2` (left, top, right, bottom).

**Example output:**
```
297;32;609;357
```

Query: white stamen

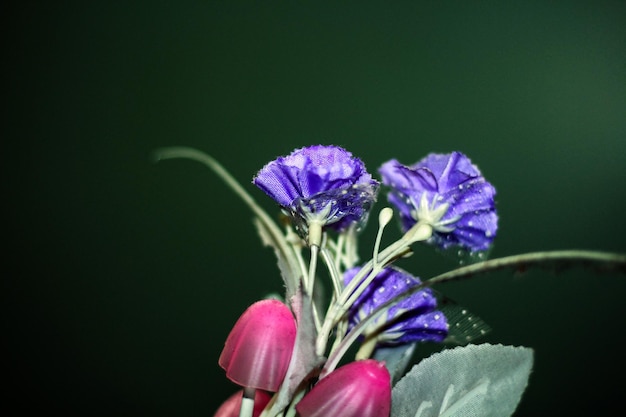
413;193;461;233
373;207;394;266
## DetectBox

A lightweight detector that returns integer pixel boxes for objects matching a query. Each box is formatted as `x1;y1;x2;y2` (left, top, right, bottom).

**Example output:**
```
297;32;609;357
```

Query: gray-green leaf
391;343;533;417
374;343;417;385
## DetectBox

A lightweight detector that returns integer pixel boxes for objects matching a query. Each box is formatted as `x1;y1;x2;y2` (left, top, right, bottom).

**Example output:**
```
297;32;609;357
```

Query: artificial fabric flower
379;151;497;252
253;145;379;244
218;299;296;392
344;266;448;346
295;359;391;417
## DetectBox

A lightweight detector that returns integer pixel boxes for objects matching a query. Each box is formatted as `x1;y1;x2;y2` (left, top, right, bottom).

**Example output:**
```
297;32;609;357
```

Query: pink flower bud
295;359;391;417
212;389;272;417
218;299;297;391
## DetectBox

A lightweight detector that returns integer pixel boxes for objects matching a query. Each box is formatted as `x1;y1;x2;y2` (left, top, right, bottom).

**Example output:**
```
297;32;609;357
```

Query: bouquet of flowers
154;145;625;417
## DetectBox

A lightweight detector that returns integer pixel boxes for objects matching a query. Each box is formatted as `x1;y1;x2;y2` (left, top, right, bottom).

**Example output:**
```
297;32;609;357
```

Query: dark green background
6;1;626;415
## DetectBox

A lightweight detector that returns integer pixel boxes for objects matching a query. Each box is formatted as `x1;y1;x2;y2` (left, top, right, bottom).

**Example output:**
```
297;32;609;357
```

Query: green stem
240;387;255;417
426;250;626;285
320;250;626;378
153;146;300;296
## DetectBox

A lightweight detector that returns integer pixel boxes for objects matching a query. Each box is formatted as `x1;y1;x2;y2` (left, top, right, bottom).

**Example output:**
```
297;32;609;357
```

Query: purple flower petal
253;145;379;235
344;266;448;345
379;152;498;252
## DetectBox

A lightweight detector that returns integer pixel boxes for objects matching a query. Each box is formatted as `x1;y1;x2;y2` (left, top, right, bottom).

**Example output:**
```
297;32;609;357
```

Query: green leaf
374;343;417;385
391;343;533;417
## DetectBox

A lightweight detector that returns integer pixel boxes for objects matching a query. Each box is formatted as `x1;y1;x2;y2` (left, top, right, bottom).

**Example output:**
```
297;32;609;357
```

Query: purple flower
344;266;448;345
253;145;379;239
379;152;497;252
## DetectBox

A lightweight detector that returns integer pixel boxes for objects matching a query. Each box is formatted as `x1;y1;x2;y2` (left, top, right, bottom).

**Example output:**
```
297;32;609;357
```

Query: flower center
411;193;461;233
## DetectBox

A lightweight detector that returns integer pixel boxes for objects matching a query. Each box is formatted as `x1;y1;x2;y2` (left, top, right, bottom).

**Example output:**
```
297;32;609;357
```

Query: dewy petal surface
253;145;379;234
218;299;296;391
344;266;448;345
295;359;391;417
379;151;498;252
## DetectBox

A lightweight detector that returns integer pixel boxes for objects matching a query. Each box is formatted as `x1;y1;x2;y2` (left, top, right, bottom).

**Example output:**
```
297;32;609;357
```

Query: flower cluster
205;145;499;417
153;143;626;416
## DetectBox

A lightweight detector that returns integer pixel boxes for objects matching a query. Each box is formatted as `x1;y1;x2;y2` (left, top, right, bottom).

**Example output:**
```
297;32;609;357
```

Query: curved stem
153;146;301;296
320;246;343;299
426;250;626;285
321;249;626;378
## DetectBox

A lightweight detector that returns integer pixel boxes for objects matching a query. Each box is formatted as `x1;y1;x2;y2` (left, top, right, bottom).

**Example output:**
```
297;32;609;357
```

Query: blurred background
5;1;626;415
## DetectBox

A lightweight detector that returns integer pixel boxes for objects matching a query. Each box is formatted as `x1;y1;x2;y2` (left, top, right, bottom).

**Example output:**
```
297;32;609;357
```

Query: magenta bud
212;389;272;417
218;299;297;391
295;359;391;417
